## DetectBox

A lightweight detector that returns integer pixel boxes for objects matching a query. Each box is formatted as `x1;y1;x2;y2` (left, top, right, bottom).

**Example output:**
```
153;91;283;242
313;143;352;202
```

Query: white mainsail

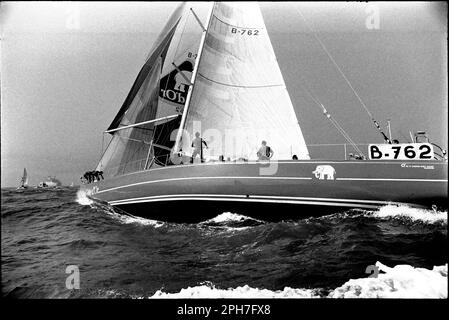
19;168;28;188
179;2;310;160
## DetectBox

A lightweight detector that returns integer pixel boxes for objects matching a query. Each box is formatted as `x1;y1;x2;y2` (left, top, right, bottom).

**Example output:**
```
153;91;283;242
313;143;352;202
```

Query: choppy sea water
1;187;447;298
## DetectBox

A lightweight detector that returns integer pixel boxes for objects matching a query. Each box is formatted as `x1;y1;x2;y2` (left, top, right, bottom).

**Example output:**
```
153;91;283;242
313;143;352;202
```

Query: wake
75;189;163;227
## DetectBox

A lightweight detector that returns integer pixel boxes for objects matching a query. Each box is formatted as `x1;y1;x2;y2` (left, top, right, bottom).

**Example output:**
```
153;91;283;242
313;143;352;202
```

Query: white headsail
178;2;310;160
96;3;208;176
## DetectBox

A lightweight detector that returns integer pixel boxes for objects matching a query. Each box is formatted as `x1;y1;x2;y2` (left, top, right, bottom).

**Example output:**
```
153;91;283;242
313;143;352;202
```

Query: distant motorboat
37;176;62;188
16;168;29;190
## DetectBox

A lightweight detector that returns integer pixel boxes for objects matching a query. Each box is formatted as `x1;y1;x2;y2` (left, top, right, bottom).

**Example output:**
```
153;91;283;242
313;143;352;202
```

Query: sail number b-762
368;143;434;160
231;28;260;35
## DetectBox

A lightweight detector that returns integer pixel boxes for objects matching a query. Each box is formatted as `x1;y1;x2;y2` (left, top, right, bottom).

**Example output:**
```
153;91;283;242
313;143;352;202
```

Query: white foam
113;213;164;228
75;189;163;227
96;204;164;227
150;284;319;299
204;212;262;224
329;262;448;298
75;189;93;206
148;262;447;299
373;204;447;225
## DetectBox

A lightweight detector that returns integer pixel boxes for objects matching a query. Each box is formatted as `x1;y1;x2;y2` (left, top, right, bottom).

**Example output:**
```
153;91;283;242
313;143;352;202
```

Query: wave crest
329;262;448;298
151;283;319;299
373;204;447;225
75;189;94;206
149;262;447;299
199;212;264;229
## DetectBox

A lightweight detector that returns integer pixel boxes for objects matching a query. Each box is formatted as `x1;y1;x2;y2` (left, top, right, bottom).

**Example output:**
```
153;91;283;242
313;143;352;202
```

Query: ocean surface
1;187;447;298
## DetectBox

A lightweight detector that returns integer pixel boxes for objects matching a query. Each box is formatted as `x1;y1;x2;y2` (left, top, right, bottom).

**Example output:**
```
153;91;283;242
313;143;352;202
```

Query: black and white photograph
1;0;447;308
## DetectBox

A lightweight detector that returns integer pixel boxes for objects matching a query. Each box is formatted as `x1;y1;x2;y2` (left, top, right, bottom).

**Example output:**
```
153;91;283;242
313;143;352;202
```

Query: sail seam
197;73;285;89
212;14;265;30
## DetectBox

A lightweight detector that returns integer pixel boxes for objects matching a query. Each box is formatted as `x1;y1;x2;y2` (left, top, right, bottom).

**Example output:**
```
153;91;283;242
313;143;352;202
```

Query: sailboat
81;2;447;222
17;168;29;190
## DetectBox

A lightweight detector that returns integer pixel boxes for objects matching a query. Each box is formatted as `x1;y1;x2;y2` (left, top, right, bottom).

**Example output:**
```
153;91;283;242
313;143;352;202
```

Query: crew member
191;132;208;163
257;140;274;161
83;172;91;183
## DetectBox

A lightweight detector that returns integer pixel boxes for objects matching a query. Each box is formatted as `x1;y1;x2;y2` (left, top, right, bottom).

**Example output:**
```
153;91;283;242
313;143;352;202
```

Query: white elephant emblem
174;71;192;93
312;165;336;180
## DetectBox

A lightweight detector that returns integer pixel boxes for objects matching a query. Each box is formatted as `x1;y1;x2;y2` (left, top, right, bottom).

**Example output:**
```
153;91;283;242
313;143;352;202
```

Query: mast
173;2;215;154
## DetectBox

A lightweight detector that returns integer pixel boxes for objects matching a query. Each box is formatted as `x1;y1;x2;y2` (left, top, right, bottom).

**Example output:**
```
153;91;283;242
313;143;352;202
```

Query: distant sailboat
17;168;29;190
81;2;447;222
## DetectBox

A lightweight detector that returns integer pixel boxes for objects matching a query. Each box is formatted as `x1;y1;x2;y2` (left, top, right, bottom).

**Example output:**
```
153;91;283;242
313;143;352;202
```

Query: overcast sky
1;1;447;187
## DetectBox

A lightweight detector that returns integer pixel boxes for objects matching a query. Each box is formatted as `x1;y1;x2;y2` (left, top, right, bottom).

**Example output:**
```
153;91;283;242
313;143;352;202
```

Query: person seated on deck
393;139;400;144
257;140;274;161
190;132;208;163
349;153;365;160
292;155;298;160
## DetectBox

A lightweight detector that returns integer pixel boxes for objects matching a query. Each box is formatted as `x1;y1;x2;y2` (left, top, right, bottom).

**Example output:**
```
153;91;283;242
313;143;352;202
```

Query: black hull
82;160;448;222
115;200;372;223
